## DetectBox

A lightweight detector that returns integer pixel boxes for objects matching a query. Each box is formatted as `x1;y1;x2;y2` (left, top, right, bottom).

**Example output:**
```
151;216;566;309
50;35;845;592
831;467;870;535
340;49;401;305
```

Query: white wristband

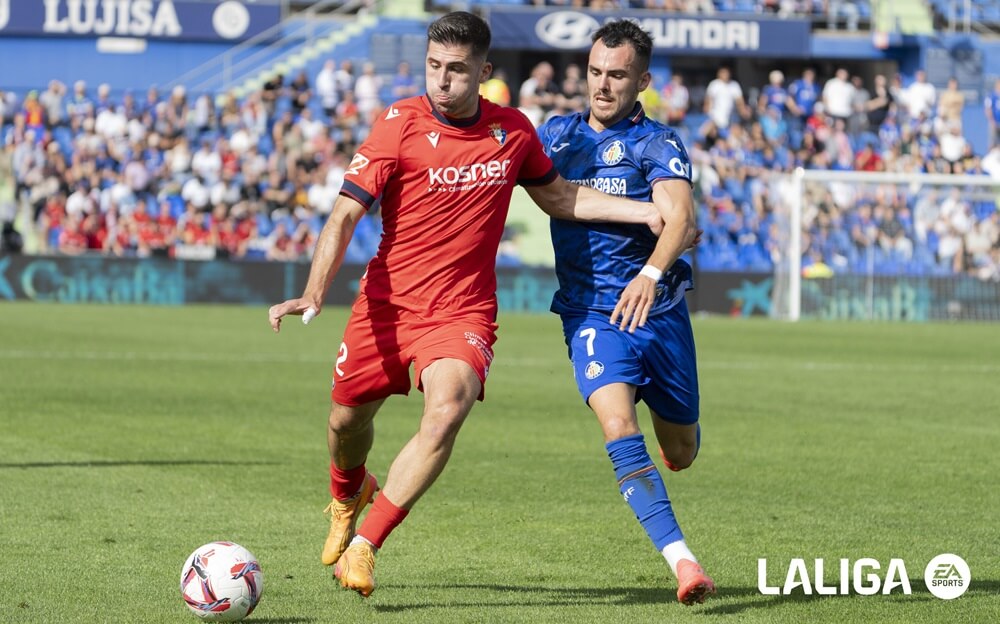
639;265;663;281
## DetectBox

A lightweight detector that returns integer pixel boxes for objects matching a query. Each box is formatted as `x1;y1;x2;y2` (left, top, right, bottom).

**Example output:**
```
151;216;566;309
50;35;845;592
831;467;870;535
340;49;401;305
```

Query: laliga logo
758;553;971;599
758;558;912;596
535;11;599;49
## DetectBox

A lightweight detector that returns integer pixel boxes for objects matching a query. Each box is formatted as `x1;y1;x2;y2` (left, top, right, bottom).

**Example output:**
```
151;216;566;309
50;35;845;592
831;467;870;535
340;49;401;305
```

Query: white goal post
770;169;1000;322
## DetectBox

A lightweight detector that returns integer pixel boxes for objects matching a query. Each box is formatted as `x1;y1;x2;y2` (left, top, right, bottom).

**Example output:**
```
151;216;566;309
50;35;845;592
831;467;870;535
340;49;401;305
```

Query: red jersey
339;95;556;316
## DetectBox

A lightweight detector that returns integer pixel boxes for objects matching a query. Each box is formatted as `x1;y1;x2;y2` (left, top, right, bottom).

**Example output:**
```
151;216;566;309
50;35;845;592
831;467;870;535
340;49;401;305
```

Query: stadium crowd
1;55;999;279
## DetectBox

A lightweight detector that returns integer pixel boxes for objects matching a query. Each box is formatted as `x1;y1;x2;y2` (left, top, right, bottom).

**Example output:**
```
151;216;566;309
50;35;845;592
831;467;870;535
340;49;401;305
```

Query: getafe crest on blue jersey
539;103;694;317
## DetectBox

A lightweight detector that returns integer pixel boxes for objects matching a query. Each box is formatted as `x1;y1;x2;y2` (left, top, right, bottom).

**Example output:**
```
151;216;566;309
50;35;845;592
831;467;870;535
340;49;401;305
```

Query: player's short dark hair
427;11;492;60
591;20;653;72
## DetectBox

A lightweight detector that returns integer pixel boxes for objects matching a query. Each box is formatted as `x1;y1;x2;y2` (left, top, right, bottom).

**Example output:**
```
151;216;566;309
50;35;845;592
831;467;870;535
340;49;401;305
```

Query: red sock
357;494;409;549
329;461;366;501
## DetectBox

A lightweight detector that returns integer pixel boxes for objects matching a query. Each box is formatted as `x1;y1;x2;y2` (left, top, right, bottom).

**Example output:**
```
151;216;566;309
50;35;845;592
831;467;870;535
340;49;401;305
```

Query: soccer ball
180;542;264;622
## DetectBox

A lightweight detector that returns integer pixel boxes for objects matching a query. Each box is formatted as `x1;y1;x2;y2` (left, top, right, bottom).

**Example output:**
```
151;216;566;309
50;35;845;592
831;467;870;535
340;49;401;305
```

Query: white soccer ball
180;542;264;622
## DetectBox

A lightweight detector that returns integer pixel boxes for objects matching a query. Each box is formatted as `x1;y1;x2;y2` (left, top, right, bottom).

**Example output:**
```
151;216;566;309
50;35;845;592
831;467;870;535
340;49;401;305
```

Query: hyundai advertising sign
489;8;811;58
0;0;281;42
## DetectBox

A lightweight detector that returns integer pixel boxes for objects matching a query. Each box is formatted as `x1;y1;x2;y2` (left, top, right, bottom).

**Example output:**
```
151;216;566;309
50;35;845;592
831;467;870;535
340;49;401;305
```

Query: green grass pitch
1;302;998;623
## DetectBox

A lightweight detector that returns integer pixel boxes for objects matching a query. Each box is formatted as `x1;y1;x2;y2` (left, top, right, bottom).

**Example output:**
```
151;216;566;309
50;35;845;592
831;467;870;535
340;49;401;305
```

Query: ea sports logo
535;11;599;49
924;554;970;600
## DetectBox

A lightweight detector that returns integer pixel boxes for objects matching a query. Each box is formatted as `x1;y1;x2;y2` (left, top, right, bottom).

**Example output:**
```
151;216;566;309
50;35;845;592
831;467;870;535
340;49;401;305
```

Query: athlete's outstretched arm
611;179;698;333
268;195;367;332
525;175;663;234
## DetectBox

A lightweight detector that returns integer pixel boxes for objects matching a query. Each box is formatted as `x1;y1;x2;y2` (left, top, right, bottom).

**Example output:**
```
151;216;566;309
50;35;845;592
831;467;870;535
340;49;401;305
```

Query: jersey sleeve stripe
339;180;377;209
651;175;693;187
517;165;559;187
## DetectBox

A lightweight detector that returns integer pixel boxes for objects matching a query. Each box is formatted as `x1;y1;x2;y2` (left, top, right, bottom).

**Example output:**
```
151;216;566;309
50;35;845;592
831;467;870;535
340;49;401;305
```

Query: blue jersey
986;91;1000;124
761;85;788;114
789;78;818;117
538;103;693;318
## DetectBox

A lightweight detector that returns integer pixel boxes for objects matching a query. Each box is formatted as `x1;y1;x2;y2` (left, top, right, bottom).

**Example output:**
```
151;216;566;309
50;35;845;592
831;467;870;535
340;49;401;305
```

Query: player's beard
590;93;627;127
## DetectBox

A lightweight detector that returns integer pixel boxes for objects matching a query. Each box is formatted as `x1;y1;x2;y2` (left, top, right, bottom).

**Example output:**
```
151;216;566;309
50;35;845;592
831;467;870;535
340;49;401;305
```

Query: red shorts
330;296;498;407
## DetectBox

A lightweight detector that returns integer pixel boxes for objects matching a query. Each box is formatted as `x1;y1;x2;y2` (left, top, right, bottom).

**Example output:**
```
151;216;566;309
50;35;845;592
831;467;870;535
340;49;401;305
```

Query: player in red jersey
268;12;663;597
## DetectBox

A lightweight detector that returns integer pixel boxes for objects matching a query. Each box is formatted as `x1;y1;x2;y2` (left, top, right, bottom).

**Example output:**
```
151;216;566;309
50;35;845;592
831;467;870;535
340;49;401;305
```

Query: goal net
769;170;1000;321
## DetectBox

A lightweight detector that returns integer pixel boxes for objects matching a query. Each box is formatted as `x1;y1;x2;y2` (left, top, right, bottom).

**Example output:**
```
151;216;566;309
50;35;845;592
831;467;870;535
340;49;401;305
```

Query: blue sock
606;434;683;550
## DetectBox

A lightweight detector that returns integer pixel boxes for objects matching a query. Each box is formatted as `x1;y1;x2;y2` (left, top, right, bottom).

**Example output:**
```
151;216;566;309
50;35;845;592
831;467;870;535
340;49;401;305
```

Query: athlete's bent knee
662;439;698;470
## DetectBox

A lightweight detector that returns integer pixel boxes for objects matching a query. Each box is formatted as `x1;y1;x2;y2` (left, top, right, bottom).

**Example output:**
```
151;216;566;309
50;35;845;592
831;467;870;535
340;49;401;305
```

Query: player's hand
268;298;320;333
688;228;704;250
610;274;657;334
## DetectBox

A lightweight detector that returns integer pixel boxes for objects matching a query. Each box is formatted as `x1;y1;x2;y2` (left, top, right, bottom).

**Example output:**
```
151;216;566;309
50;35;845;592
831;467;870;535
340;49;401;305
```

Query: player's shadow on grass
374;580;1000;614
373;583;688;611
0;460;281;469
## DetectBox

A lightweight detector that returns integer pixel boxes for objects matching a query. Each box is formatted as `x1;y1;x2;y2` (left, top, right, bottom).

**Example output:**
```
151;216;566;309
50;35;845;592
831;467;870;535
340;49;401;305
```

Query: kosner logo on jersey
427;159;511;187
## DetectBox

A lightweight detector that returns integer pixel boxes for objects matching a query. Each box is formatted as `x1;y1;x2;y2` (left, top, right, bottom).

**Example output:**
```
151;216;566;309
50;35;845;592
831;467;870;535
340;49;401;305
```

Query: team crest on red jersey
488;123;507;147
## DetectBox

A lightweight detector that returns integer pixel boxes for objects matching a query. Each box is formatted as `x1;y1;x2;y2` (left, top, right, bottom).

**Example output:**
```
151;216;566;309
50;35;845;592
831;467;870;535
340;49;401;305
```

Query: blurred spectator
637;74;663;122
391;61;419;100
822;68;854;125
901;69;936;123
480;67;511;106
557;63;587;112
848;74;869;136
704;66;749;130
260;73;284;116
865;74;893;130
354;62;383;119
191;94;216;136
40;80;66;129
983;78;1000;148
94;83;115;113
191;139;222;185
939;122;967;167
788;67;820;138
518;61;558;127
289;71;313;115
316;59;340;119
662;73;690;127
22;91;46;136
757;70;788;118
982;144;1000;180
166;86;189;140
935;77;964;135
67;81;93;124
335;60;356;102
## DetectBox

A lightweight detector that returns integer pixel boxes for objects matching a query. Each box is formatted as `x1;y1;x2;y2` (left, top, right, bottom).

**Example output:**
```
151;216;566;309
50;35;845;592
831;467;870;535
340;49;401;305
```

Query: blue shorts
560;301;699;425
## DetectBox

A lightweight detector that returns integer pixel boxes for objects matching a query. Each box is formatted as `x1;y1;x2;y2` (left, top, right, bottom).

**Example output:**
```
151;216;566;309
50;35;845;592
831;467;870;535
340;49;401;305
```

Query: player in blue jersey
537;20;715;605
